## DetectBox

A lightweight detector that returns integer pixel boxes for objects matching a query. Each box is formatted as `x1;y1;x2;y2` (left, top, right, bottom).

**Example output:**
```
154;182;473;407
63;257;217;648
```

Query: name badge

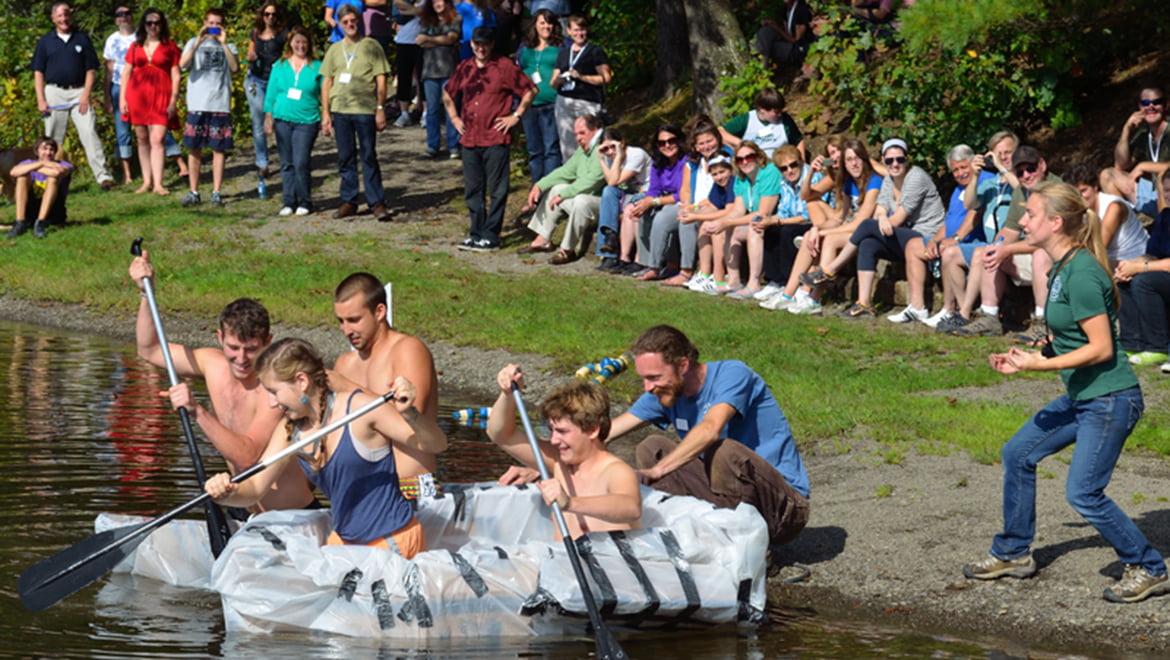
757;125;774;138
287;88;302;100
531;71;542;84
338;72;352;84
674;418;690;432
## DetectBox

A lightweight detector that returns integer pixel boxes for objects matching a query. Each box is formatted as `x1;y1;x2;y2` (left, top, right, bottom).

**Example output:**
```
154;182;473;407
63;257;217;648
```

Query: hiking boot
963;552;1036;580
333;202;358;219
936;313;968;333
181;190;201;207
886;306;928;324
6;220;30;238
32;220;48;238
599;228;619;255
371;204;392;222
1103;565;1168;603
1012;316;1047;346
953;313;1002;337
210;190;225;207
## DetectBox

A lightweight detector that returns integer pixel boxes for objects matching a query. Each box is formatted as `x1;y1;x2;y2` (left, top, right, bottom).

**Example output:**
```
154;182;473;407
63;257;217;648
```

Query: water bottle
452;408;475;421
257;175;268;200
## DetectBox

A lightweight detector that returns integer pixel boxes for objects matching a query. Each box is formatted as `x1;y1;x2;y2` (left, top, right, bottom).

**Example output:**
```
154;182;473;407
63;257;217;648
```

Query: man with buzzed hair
332;272;446;499
130;251;316;515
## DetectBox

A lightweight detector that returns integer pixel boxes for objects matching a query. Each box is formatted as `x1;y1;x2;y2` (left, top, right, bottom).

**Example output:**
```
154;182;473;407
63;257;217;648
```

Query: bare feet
153;187;170;196
134;184;151;194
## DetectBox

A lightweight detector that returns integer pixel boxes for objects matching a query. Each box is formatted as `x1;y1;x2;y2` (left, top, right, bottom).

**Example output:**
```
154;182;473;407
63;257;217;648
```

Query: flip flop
517;243;555;255
660;272;692;287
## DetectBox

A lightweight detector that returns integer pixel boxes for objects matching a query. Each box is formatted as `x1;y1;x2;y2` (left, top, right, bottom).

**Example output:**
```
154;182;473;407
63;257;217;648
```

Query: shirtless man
130;251;316;514
487;364;641;541
331;272;446;499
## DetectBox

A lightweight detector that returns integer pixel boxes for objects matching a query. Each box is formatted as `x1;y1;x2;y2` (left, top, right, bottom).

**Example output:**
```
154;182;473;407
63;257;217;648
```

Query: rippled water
0;319;1050;658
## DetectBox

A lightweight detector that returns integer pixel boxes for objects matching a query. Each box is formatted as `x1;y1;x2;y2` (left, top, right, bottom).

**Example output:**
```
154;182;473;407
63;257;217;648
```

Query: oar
510;383;628;660
18;390;395;612
130;237;231;558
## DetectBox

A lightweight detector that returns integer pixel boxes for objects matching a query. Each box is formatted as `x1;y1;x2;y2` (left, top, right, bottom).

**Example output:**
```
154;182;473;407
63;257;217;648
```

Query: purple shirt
647;157;686;201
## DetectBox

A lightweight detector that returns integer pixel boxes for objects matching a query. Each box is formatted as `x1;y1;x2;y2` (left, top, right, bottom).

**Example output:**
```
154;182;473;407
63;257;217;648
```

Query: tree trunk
652;0;690;98
681;0;748;122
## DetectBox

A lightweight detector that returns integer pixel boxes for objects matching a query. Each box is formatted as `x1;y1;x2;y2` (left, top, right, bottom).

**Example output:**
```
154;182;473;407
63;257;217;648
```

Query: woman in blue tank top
204;338;447;557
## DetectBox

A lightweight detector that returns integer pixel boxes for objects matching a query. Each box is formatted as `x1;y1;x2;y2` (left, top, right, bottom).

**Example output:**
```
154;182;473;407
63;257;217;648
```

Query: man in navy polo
32;2;115;190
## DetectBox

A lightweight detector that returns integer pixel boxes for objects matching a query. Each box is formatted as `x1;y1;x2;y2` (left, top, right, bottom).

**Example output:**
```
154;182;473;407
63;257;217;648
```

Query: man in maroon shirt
443;27;536;252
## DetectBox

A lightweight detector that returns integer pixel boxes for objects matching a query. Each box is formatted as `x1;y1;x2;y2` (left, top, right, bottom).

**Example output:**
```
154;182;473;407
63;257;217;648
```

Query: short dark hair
576;113;604;132
218;298;270;341
33;135;58;153
1064;161;1101;188
630;324;699;370
754;87;785;114
334;272;386;312
205;6;226;21
542;380;611;442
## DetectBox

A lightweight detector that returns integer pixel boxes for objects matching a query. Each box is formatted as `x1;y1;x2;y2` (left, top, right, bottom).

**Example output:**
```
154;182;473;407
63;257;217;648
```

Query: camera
981;152;999;173
208;26;222;35
822;158;835;168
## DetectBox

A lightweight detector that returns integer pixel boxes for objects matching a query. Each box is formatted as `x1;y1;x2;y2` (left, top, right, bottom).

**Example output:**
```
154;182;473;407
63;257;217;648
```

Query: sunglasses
778;162;801;172
884;156;908;165
735;155;757;164
145;19;161;25
115;10;131;17
657;138;679;147
1141;97;1166;107
264;11;279;16
1014;163;1038;176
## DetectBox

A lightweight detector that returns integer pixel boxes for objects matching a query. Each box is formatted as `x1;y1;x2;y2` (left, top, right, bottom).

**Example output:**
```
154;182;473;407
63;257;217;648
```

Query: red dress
125;41;182;129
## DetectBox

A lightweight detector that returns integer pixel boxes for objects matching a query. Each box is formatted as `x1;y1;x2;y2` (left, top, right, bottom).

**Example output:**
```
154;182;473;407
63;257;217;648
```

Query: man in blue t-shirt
608;324;810;546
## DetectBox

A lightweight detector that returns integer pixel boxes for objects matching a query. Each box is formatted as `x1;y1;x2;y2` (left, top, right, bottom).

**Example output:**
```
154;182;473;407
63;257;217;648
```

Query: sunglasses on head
778;162;801;172
735;154;757;164
884;156;907;165
115;10;131;17
1141;97;1166;107
1015;163;1038;176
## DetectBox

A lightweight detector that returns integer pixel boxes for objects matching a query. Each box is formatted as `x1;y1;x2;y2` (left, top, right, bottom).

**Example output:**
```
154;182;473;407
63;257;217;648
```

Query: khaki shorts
326;516;426;559
1009;253;1033;286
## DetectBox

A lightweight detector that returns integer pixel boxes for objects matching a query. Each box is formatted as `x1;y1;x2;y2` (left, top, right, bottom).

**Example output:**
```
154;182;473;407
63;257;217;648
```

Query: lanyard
342;41;357;70
1150;122;1166;163
567;43;587;70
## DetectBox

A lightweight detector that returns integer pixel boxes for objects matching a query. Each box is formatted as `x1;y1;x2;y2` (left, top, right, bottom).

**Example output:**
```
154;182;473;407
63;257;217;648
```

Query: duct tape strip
575;534;618;617
609;530;660;627
659;529;700;619
736;579;765;624
248;524;287;552
493;545;509;559
450;550;489;598
371;579;396;629
397;562;434;628
520;586;559;616
338;567;363;602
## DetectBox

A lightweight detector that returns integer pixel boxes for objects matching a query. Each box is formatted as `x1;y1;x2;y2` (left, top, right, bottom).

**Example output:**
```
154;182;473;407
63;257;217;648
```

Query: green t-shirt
1045;249;1138;400
320;37;390;115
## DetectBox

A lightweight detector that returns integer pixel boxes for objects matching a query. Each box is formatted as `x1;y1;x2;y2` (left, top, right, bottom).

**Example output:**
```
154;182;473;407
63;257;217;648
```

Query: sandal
635;268;661;281
517;242;555;255
660;272;692;287
549;248;575;265
840;302;876;319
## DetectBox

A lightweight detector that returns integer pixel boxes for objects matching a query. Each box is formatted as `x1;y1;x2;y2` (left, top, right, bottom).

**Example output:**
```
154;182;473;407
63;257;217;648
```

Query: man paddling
331;272;447;499
130;252;317;515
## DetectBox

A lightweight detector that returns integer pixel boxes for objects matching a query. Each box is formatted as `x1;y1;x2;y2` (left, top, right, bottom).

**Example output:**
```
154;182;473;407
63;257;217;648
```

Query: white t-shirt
182;37;237;113
1097;193;1149;262
103;31;136;86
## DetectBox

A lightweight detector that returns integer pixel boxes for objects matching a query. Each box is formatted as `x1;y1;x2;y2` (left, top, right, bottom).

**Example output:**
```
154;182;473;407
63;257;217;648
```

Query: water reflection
0;320;1084;659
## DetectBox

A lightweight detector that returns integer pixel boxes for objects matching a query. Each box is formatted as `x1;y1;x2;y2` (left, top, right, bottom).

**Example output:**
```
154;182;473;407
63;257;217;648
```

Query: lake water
0;319;1064;658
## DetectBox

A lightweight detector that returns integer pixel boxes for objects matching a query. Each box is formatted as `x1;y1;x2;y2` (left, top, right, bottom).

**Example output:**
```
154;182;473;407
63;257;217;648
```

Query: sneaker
753;282;786;301
886;306;928;324
685;272;711;291
597;256;621;272
1162;362;1170;375
181;190;201;207
923;309;954;329
936;314;968;333
279;206;294;217
953;313;1003;337
1102;565;1168;603
963;552;1036;580
787;295;823;315
449;148;462;160
210;190;225;207
467;238;499;253
693;277;723;295
295;207;311;216
394;112;412;127
32;220;48;238
425;148;440;159
456;237;476;251
5;220;30;238
799;268;836;288
1128;351;1170;366
760;293;795;310
793;235;803;251
840;302;876;319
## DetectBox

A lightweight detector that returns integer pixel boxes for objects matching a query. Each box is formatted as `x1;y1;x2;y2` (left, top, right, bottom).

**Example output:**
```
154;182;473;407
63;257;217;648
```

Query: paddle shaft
510;385;627;660
130;237;231;557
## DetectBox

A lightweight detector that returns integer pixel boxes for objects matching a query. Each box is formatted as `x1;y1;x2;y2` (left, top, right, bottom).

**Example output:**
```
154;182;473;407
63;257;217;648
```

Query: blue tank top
299;390;413;543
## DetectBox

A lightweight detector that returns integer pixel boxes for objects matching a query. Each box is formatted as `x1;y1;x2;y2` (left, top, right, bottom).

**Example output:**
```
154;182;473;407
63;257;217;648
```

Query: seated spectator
520;113;606;265
767;138;882;313
751;144;823;303
6;136;72;239
1115;169;1170;370
700;140;781;298
595;128;651;271
667;120;734;289
1067;162;1149;269
719;88;805;160
551;14;611;160
799;138;945;319
683;155;737;293
754;0;814;70
1101;84;1170;219
888;144;989;325
937;131;1019;332
622;124;687;281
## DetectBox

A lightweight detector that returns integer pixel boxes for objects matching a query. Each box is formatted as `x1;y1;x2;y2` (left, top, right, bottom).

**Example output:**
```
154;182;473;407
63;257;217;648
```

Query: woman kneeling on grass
204;338;447;557
964;181;1168;604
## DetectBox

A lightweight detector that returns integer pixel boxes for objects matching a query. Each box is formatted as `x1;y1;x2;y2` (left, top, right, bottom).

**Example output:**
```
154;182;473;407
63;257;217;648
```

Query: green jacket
536;138;605;199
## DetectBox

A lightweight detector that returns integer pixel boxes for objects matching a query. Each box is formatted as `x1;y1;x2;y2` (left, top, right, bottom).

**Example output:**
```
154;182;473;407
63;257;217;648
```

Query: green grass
6;182;1170;461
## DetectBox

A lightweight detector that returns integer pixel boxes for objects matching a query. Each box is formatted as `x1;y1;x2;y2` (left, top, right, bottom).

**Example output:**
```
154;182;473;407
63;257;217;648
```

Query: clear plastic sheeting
94;511;236;589
98;484;768;638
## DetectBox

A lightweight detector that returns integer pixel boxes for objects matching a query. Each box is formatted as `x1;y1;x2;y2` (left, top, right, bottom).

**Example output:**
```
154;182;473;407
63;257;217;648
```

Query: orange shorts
326;517;426;559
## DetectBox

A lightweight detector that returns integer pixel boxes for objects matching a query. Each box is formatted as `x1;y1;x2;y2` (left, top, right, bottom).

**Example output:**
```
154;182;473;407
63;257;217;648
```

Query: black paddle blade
18;521;151;612
593;620;627;660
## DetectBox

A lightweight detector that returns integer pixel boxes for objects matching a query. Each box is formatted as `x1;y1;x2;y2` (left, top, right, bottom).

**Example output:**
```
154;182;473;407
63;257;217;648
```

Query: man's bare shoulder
381;330;435;363
332;349;362;379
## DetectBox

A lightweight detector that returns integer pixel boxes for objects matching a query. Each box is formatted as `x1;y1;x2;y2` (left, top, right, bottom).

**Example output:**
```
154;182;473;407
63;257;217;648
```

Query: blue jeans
422;77;459;152
245;73;270;170
461;144;510;243
991;386;1165;575
112;83;182;160
521;102;561;184
596;185;626;256
274;119;319;210
332;113;384;207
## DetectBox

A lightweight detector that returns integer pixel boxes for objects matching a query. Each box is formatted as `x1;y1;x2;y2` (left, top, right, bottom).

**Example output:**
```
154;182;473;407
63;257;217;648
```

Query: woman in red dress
119;8;181;195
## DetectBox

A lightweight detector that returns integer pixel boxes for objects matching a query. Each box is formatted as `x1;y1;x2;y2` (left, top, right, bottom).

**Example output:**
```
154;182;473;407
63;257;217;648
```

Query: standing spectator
119;8;183;196
326;0;366;43
363;0;394;57
391;0;426;127
5;136;72;239
1103;85;1170;218
179;7;239;208
516;8;563;186
754;0;814;70
33;2;115;190
320;3;392;221
245;2;288;189
442;27;536;251
264;26;323;217
417;0;462;159
719;88;805;160
550;14;611;160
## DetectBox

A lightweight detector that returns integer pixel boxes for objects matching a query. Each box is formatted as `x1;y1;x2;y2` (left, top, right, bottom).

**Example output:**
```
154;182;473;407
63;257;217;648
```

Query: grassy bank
5;168;1169;464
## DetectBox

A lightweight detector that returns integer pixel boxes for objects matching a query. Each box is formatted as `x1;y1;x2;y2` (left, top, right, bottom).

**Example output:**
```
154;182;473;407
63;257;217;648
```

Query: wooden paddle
18;390;396;612
130;237;231;558
510;383;628;660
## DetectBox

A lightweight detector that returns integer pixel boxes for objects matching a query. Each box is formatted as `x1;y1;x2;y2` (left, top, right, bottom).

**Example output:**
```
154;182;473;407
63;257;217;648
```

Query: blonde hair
1030;181;1118;310
256;338;332;471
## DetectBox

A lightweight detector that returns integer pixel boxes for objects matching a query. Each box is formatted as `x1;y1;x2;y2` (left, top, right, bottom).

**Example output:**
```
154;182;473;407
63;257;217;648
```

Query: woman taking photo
964;181;1168;605
517;8;563;185
204;338;447;556
417;0;462;158
264;26;322;216
245;2;288;185
119;8;181;195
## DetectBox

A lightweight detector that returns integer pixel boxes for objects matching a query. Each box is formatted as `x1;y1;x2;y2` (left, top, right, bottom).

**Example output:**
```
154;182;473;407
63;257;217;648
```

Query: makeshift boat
97;483;768;638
